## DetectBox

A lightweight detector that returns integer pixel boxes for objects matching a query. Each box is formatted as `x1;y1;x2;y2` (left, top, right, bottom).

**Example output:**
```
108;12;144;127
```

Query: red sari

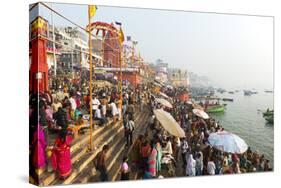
51;136;73;178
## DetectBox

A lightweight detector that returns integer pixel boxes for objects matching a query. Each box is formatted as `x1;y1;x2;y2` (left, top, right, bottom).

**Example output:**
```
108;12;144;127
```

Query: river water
211;91;274;167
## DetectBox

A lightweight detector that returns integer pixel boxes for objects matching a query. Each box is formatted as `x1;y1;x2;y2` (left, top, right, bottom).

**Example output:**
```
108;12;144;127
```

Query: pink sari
32;124;47;169
148;148;157;177
51;135;73;178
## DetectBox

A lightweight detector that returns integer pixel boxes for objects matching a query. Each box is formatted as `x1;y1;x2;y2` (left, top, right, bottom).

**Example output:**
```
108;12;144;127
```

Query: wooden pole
88;8;93;151
119;36;123;124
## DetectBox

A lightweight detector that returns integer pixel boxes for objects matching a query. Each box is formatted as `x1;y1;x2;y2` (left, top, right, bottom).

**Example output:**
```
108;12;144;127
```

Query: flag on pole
88;5;97;19
119;27;125;43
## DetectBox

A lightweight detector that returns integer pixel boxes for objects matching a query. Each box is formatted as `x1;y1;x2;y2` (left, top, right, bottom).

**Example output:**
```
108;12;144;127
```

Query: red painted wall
29;38;49;93
116;72;142;86
103;32;121;68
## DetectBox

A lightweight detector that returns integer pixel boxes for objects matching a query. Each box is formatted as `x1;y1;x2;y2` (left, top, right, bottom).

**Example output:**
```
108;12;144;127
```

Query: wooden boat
206;105;225;113
244;90;252;96
222;98;234;102
251;91;258;94
265;115;274;124
262;109;274;124
263;110;273;117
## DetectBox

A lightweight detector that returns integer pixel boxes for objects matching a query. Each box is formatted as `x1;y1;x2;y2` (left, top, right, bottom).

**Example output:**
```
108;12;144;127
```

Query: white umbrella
208;131;248;154
192;109;209;119
153;109;185;138
159;92;170;99
192;103;204;111
187;100;193;105
155;98;173;108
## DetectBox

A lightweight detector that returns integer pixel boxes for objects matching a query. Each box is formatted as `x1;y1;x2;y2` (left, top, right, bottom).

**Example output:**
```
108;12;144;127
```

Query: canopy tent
153;109;185;138
208;131;248;154
192;109;209;119
155;98;173;108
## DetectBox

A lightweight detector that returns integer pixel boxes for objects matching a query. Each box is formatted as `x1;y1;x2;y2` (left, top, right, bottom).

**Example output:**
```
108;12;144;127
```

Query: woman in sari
156;141;162;173
131;135;143;168
140;140;151;171
148;142;157;177
120;156;130;180
31;123;47;170
51;131;73;179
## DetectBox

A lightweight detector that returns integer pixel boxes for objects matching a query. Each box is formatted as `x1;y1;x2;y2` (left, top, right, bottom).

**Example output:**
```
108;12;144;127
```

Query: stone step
75;135;126;184
68;105;141;155
47;108;144;186
110;110;151;182
51;124;124;186
71;107;150;184
91;111;149;182
37;119;114;177
39;120;122;186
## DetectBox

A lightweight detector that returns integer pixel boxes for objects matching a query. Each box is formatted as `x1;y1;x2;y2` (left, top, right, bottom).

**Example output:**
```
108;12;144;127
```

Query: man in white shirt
92;95;101;111
109;101;118;122
163;137;173;156
207;157;216;175
94;105;107;125
69;95;77;111
95;107;102;119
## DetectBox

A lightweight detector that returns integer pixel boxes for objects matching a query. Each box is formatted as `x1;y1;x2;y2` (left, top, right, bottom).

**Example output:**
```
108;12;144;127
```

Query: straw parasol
153;109;185;138
155;98;173;108
192;109;209;119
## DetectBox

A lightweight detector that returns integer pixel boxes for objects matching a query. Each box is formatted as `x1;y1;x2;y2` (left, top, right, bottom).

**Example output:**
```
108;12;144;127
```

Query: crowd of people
29;76;272;184
126;86;272;180
29;75;146;183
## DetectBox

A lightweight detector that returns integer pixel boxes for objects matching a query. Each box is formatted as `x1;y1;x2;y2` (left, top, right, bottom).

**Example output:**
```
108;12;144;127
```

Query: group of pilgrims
29;76;272;184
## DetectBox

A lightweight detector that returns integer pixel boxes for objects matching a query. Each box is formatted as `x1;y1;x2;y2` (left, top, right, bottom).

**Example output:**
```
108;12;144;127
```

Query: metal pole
71;49;74;79
88;8;93;151
51;4;57;77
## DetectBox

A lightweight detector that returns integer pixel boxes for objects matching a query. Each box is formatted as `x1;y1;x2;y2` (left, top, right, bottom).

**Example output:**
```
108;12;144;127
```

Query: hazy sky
32;2;274;90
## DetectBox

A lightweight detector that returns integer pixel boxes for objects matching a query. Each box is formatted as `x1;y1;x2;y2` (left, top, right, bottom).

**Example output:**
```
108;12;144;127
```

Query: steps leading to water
52;123;125;185
39;118;120;186
71;107;149;184
110;112;150;182
39;107;149;186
